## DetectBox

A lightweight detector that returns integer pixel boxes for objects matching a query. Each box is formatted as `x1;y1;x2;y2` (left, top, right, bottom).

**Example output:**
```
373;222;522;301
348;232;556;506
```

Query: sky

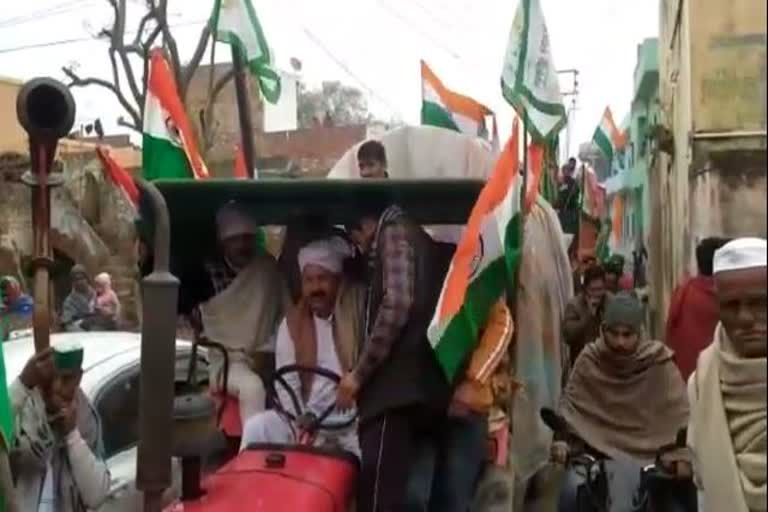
0;0;658;157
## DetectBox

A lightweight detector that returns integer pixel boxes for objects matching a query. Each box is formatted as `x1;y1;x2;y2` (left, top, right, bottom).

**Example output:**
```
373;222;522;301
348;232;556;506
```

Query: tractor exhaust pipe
16;78;76;353
134;179;179;512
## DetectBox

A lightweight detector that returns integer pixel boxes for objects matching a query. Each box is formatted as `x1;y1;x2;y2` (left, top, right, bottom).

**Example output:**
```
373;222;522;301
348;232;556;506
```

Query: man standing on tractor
10;341;110;511
241;237;364;455
342;205;451;512
407;297;514;512
357;140;389;179
197;201;289;424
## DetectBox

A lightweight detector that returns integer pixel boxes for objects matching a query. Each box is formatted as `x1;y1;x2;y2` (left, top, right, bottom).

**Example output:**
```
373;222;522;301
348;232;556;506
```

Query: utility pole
557;69;580;160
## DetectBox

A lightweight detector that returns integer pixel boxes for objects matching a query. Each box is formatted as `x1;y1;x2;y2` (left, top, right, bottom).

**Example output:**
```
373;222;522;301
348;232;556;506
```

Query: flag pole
231;45;257;179
522;117;530;213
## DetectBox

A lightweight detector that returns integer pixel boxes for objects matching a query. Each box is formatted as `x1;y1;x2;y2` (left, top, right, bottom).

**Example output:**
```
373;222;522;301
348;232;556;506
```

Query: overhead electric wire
300;26;404;119
0;0;96;29
0;19;206;54
373;0;461;60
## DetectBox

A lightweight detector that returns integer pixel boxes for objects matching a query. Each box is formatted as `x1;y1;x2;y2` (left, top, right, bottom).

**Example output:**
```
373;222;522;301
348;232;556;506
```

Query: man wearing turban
240;237;363;455
688;238;767;512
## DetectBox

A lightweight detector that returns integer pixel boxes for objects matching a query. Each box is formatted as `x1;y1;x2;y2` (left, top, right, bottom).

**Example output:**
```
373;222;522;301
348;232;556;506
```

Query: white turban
298;237;353;275
216;201;257;240
713;237;767;275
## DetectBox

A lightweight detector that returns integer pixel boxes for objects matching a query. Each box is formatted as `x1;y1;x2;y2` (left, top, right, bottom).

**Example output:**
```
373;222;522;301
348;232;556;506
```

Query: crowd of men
2;141;765;511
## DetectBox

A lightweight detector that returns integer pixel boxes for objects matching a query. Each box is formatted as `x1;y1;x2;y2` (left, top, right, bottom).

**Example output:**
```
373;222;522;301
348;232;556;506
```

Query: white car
3;331;208;511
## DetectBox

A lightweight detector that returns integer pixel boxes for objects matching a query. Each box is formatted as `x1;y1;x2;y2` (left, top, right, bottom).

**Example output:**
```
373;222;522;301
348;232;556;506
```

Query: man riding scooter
552;293;691;510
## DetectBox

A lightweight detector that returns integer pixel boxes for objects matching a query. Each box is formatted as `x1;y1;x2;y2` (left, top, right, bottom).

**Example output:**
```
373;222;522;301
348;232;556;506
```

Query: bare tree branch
108;0;143;109
117;116;141;133
62;66;141;129
132;10;155;48
182;25;211;99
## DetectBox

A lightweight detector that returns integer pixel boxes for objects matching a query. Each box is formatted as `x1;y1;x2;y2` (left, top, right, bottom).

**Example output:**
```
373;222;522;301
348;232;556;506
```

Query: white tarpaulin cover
328;126;496;243
328;125;496;180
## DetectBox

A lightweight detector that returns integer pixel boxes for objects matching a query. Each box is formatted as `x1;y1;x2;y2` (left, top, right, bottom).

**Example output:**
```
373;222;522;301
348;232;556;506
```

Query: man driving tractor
240;237;364;456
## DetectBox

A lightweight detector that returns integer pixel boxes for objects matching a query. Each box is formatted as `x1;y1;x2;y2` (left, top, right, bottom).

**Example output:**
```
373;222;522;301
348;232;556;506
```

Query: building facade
653;0;767;335
612;39;660;257
0;77;26;154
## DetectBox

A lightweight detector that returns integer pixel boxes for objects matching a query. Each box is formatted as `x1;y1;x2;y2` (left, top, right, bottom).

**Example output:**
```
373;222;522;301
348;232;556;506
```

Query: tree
297;81;373;129
62;0;233;150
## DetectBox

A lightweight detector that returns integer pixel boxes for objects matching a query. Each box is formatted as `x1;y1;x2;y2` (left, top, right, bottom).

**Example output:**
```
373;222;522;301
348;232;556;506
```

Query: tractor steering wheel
268;365;356;432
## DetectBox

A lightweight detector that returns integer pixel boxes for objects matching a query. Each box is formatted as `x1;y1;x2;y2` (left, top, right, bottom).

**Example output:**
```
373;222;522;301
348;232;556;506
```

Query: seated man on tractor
197;201;289;424
240;237;364;456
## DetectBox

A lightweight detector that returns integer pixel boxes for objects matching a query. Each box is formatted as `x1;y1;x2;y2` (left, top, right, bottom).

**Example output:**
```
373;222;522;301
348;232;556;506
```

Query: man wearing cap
61;266;96;332
197;201;289;424
555;293;689;468
10;342;110;512
240;237;363;455
688;238;767;512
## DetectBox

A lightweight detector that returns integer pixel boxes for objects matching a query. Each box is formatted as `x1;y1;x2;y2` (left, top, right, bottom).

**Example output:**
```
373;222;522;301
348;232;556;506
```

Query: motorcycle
540;408;698;512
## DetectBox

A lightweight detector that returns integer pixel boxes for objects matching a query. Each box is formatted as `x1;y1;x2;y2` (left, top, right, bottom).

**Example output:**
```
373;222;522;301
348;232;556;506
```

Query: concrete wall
653;0;767;338
0;78;26;153
690;0;767;133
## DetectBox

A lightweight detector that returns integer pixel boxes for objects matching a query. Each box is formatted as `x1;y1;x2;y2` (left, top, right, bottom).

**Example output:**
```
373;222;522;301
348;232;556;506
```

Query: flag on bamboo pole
97;147;139;208
525;143;544;211
428;119;523;381
592;107;626;161
211;0;281;104
500;0;566;141
539;136;559;204
142;50;210;181
233;144;250;179
0;369;11;512
578;164;606;258
581;164;606;220
421;60;496;141
0;345;11;452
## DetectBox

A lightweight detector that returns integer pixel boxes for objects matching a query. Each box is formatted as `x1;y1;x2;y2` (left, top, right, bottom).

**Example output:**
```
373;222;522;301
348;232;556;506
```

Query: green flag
211;0;282;104
0;343;12;454
500;0;566;141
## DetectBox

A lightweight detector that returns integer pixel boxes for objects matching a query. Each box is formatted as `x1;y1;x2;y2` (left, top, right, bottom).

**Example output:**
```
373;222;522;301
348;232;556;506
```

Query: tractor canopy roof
139;178;484;312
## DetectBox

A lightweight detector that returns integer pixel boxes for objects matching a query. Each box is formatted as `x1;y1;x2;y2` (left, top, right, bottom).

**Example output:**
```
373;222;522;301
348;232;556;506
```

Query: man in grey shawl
9;341;110;511
60;266;95;332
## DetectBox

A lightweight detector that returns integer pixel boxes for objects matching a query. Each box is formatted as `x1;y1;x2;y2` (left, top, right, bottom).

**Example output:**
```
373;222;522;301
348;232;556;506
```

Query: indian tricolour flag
421;60;495;141
428;119;523;381
142;49;209;181
592;107;626;161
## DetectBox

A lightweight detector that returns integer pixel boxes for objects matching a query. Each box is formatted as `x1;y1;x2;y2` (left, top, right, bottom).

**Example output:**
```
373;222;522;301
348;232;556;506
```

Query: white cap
713;237;767;275
298;237;353;275
216;202;257;240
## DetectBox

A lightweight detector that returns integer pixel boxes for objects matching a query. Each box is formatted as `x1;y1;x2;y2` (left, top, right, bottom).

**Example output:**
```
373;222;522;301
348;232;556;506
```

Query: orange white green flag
421;60;496;142
142;50;210;181
592;107;626;161
428;119;523;381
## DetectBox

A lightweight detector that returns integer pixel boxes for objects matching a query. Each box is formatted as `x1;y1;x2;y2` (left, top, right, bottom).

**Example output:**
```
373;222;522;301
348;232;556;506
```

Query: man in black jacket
341;204;450;512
